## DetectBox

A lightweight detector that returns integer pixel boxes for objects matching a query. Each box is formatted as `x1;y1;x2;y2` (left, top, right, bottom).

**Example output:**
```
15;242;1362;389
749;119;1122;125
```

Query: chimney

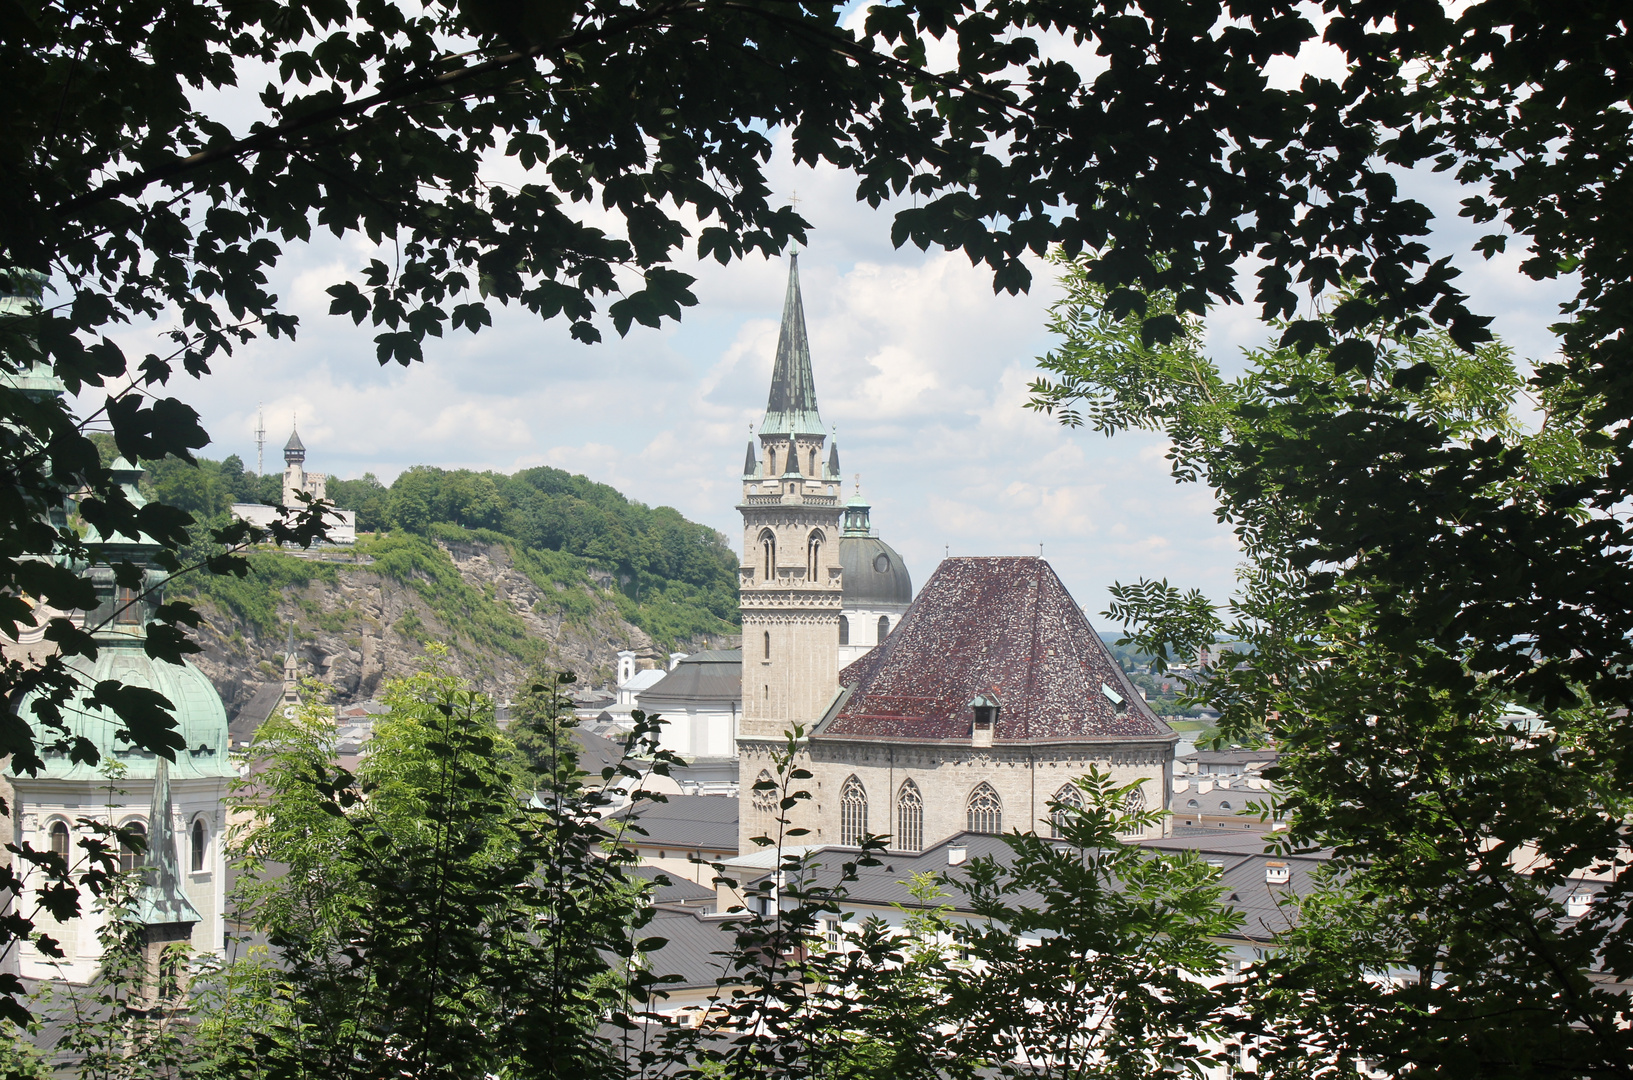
1265;861;1290;885
947;845;966;866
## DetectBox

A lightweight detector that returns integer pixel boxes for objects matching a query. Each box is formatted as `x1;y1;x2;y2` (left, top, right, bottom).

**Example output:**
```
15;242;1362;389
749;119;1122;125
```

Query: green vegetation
145;454;737;650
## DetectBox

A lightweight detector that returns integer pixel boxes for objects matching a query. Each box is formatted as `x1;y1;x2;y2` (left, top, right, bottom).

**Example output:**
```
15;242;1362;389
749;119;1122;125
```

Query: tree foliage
1031;252;1633;1076
6;0;1633;1030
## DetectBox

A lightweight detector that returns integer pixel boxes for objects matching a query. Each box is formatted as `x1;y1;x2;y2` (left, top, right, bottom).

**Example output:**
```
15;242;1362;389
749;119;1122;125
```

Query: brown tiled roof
819;557;1176;744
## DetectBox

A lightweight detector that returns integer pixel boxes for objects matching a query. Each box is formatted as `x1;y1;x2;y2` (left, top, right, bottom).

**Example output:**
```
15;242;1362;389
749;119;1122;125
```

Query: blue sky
99;30;1579;628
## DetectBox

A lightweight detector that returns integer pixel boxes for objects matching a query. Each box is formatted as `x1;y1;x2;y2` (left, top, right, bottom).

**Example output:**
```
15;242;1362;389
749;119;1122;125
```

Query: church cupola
842;490;872;536
283;427;306;465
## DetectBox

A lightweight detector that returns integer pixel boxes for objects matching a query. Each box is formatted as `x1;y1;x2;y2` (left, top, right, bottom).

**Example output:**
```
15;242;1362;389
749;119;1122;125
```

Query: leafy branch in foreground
1032;251;1633;1076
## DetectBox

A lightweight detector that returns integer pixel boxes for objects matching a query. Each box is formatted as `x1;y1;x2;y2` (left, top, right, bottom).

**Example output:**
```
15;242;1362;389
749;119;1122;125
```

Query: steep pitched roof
759;254;824;436
818;557;1176;745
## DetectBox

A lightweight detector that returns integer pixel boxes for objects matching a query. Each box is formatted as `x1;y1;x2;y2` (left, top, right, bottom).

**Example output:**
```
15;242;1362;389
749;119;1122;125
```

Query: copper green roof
759;254;825;436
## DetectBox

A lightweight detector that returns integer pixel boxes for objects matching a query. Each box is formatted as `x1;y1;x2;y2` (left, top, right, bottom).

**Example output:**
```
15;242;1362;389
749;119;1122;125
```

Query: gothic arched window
763;630;771;660
118;820;147;874
807;530;823;579
759;529;776;581
1122;785;1148;836
48;821;69;859
877;615;891;642
838;616;849;645
809;448;818;475
896;780;924;852
191;818;208;873
967;783;1002;835
1050;783;1084;839
840;775;868;846
751;769;777;814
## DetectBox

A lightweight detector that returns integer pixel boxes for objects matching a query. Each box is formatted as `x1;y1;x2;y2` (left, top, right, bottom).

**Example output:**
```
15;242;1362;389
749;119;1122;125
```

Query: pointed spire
132;756;202;928
743;440;758;477
760;254;824;436
827;441;840;479
782;433;802;477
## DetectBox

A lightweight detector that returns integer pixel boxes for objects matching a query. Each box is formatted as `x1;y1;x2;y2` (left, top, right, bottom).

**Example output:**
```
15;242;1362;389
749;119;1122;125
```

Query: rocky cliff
180;533;740;720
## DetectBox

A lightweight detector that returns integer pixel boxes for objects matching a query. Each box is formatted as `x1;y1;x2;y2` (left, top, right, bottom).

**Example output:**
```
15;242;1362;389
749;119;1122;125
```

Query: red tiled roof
819;557;1175;744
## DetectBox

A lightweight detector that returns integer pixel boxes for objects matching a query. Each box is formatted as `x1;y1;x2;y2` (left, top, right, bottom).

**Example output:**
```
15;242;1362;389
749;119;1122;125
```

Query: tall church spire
760;254;824;436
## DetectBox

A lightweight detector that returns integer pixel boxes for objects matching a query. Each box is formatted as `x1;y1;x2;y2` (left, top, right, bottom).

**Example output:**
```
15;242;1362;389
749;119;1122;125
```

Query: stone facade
735;259;1176;857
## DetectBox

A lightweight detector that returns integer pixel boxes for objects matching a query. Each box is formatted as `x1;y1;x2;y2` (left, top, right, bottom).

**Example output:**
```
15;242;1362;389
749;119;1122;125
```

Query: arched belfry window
807;530;823;580
763;630;771;660
191;817;208;873
839;616;850;645
751;769;777;814
877;615;891;642
1121;785;1148;836
808;448;818;475
759;529;776;581
896;780;924;852
118;820;147;875
840;775;868;846
1050;783;1084;839
48;821;70;860
967;783;1002;835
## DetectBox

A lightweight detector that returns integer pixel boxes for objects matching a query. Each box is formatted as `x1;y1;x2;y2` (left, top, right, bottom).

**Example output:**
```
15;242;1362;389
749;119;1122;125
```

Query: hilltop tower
737;255;845;851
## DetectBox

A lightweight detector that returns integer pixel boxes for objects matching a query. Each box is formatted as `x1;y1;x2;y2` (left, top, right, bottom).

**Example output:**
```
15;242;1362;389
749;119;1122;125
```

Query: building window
118;820;147;874
759;529;776;580
751;770;777;814
1050;783;1084;839
839;616;849;645
48;821;70;860
191;818;208;873
877;615;890;642
896;780;923;852
763;630;771;660
839;775;868;846
809;449;818;475
113;584;142;626
807;530;823;579
967;783;1002;835
1122;786;1148;836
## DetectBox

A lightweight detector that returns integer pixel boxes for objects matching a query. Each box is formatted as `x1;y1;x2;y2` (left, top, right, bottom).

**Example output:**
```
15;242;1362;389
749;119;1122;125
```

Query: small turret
782;433;801;477
743;440;758;478
828;442;841;479
283;427;305;465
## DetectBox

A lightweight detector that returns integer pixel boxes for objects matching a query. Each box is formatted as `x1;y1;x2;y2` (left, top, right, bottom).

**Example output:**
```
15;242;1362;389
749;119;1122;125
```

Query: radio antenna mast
254;404;266;477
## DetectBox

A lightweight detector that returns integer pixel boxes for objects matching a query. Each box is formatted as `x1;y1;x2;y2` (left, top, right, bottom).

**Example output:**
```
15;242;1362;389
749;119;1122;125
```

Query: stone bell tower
737;254;844;852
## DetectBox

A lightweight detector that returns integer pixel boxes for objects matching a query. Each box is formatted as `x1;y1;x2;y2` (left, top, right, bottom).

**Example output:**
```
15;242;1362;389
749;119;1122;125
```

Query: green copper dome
18;643;236;781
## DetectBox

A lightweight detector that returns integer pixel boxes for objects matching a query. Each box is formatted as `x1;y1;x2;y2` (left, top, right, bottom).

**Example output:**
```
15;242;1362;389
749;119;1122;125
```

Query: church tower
737;254;845;852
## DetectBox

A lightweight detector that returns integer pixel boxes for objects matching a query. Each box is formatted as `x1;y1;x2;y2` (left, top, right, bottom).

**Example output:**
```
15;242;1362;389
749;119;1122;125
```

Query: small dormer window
1101;683;1128;715
969;692;1000;731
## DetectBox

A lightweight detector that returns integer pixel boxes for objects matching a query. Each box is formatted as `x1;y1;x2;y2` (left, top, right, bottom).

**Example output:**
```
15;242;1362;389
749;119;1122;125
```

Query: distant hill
134;454;742;717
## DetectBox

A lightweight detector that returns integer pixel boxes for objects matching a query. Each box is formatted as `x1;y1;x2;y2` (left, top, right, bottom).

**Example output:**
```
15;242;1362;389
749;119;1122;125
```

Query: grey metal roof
758;254;825;437
630;864;719;907
641;908;744;991
734;831;1333;945
839;534;913;607
230;682;286;748
638;651;743;707
1170;786;1274;819
610;795;740;852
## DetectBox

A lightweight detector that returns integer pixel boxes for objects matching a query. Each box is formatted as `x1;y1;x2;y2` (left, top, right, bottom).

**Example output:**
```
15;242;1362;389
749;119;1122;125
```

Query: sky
94;14;1580;627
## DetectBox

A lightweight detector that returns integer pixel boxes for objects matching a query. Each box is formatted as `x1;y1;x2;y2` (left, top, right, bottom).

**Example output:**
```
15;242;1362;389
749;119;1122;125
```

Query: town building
9;460;235;981
734;256;1178;855
230;425;357;544
634;650;743;794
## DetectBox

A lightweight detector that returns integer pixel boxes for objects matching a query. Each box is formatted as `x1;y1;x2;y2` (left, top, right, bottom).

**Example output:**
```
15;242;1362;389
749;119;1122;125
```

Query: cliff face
184;536;737;719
